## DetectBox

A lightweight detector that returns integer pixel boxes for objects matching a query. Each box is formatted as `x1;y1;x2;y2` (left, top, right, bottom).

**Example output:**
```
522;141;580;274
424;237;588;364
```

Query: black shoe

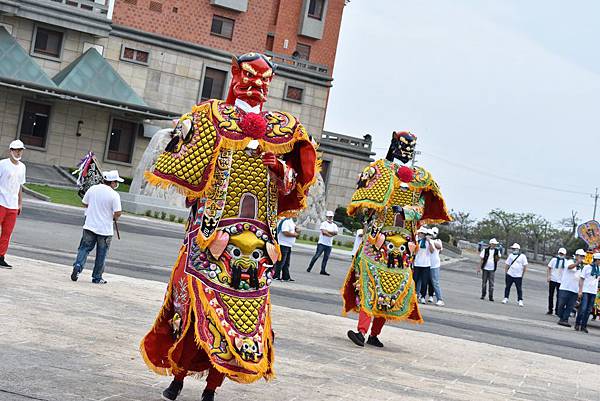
274;277;282;280
201;389;215;401
161;379;183;401
366;335;384;348
347;330;365;347
581;327;589;333
283;278;295;282
480;295;484;300
557;320;571;327
70;267;79;282
489;298;494;302
92;278;108;284
0;256;12;269
546;311;553;315
320;271;330;276
306;267;312;272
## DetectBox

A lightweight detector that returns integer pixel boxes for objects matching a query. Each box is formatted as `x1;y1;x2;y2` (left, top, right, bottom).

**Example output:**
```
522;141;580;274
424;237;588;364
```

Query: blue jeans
73;229;112;280
307;243;332;273
413;265;430;299
556;289;578;322
576;293;596;328
274;245;293;280
429;267;443;301
504;274;523;301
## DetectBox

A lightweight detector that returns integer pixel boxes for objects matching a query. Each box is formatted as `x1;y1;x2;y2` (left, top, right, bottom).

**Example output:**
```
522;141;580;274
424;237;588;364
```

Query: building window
211;15;234;39
294;43;311;60
149;1;163;12
19;101;51;149
308;0;325;20
107;118;137;163
120;45;150;65
266;35;274;52
32;26;63;58
284;85;304;103
201;68;228;101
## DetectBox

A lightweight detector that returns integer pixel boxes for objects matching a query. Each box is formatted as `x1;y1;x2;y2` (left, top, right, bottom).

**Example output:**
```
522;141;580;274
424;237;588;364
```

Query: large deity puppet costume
342;131;451;347
140;53;318;401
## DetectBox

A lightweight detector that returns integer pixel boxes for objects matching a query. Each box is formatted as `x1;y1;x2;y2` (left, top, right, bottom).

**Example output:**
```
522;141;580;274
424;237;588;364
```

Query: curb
22;185;51;202
54;165;78;184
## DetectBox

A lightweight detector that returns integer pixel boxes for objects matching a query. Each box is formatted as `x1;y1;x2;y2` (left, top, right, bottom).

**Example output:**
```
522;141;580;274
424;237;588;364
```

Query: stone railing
320;131;373;152
265;51;329;76
47;0;112;17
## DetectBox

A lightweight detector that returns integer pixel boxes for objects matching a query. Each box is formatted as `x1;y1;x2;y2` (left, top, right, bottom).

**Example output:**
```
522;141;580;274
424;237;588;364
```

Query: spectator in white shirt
274;217;299;281
575;252;600;333
413;226;434;304
425;227;445;306
556;249;585;327
70;170;123;284
351;229;363;255
546;247;567;315
502;243;528;306
477;238;501;301
0;140;26;269
307;210;338;276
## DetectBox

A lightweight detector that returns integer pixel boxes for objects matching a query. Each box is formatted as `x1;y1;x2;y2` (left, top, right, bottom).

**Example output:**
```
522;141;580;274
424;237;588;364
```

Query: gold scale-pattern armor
224;151;270;221
220;294;266;334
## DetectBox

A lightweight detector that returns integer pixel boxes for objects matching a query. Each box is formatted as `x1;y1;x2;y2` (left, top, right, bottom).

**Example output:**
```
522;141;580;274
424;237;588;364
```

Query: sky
324;0;600;224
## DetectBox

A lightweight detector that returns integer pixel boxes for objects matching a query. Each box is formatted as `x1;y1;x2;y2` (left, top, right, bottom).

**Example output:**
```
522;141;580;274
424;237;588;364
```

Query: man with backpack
477;238;501;301
502;243;528;306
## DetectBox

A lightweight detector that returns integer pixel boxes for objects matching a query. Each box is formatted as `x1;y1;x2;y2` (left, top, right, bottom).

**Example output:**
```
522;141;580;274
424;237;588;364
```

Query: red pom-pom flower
239;112;267;139
397;166;414;183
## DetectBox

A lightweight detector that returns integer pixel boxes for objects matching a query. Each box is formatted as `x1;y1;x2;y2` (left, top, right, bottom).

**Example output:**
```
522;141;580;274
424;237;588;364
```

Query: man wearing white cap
307;210;338;276
575;252;600;332
478;238;501;301
413;226;434;303
556;249;585;327
502;243;528;306
70;170;123;284
546;247;567;315
0;140;26;269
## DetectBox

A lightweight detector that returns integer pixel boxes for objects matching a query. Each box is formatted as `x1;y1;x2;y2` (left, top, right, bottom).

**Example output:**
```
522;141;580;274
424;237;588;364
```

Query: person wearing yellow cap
0;140;26;269
575;252;600;332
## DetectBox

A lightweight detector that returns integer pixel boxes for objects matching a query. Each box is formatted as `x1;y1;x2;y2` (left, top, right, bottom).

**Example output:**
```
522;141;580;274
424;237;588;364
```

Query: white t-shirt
82;184;122;236
318;220;338;246
277;218;296;248
430;239;443;269
413;239;432;267
547;257;567;283
559;260;580;293
480;248;501;271
0;158;26;210
352;232;363;254
505;253;528;278
578;264;600;295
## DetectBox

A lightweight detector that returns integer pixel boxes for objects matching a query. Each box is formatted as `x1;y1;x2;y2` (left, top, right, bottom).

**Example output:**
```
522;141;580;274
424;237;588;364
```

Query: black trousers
413;266;430;298
548;280;560;313
274;245;293;280
504;274;523;301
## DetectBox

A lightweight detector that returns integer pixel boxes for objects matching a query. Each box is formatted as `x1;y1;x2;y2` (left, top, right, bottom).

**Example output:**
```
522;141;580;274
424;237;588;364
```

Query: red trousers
0;205;17;256
357;310;386;336
174;367;225;391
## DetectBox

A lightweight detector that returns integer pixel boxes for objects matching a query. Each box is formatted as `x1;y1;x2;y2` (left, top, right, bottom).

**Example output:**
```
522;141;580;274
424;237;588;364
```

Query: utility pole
593;187;599;221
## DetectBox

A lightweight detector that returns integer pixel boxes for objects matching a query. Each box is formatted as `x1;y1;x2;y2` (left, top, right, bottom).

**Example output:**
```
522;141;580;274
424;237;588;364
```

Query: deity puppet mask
226;52;276;109
386;131;417;164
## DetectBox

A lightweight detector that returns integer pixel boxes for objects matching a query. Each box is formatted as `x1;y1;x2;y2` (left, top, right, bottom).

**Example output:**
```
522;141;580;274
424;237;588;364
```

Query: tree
447;209;476;241
488;209;527;249
522;213;550;261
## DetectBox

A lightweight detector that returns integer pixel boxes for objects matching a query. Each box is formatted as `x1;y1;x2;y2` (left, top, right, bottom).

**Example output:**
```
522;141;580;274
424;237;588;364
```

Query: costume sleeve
402;194;425;221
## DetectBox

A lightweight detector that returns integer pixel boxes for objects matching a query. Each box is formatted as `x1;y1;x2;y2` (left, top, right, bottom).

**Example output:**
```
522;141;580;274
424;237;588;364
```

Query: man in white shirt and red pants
0;140;26;269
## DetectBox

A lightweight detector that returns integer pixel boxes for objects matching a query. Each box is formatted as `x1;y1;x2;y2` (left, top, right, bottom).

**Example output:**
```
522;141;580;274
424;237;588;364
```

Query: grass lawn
25;184;83;207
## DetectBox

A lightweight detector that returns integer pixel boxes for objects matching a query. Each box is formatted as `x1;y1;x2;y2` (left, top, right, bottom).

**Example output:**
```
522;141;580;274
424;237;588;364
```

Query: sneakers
0;256;12;269
427;296;434;303
320;271;330;276
557;320;571;328
347;330;365;347
418;296;426;304
201;389;215;401
501;298;508;304
283;278;295;282
70;266;80;282
92;278;108;284
366;335;384;348
436;300;445;307
480;295;485;300
489;298;494;302
518;300;524;307
306;267;312;272
546;311;553;315
161;379;183;401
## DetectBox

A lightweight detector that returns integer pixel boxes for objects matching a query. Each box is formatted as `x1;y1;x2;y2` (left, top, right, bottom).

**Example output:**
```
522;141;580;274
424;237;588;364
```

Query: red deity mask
226;53;275;110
